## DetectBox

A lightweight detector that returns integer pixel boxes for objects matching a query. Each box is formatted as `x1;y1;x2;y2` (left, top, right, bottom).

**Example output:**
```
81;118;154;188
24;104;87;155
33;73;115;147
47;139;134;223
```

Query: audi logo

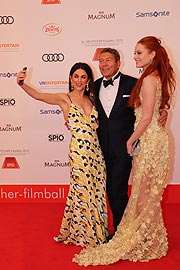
0;16;14;25
42;53;64;62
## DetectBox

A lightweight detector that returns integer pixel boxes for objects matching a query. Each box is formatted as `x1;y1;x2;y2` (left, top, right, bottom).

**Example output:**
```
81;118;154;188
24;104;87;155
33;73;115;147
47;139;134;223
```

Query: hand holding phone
19;67;27;85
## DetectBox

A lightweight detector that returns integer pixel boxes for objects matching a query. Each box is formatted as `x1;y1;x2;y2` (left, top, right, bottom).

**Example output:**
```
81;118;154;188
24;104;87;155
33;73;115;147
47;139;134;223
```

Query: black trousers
105;153;132;231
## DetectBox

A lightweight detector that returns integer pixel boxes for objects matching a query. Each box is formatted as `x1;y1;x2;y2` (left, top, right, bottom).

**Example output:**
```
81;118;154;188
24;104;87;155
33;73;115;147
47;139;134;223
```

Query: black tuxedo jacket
94;72;137;159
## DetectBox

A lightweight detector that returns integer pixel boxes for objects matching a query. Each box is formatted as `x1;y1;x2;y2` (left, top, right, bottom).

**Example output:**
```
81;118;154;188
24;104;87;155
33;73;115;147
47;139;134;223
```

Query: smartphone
19;67;27;85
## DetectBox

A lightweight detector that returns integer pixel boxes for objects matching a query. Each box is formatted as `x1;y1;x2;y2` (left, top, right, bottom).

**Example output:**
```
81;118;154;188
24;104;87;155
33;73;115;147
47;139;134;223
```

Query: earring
71;83;74;91
86;83;89;92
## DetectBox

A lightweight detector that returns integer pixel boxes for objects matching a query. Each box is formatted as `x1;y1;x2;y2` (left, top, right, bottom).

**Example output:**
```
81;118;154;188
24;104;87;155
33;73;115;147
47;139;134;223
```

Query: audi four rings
0;16;14;24
42;53;65;62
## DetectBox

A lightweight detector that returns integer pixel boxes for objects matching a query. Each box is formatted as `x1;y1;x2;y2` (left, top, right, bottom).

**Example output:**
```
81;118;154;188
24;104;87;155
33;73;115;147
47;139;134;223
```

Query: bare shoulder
142;74;158;88
57;93;71;111
55;92;70;103
56;92;68;99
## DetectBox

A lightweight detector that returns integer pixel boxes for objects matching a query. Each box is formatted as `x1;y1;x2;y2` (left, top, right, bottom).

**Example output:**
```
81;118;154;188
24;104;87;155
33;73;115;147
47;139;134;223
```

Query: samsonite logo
40;108;62;115
136;10;170;18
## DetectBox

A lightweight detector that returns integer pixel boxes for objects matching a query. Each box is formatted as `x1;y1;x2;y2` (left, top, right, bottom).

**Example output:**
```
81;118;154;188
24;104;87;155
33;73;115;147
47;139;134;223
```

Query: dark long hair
129;36;176;109
69;62;94;97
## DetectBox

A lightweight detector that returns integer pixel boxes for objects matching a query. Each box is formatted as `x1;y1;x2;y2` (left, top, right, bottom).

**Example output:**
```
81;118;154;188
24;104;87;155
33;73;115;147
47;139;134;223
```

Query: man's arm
158;109;168;127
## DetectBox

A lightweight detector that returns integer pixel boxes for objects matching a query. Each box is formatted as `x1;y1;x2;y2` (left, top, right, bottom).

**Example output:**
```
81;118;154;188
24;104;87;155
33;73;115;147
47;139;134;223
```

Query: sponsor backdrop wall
1;0;180;202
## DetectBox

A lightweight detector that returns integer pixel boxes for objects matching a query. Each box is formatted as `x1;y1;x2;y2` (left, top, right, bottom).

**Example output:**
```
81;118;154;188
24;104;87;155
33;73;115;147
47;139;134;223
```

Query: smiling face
99;52;120;80
70;68;89;92
134;43;155;70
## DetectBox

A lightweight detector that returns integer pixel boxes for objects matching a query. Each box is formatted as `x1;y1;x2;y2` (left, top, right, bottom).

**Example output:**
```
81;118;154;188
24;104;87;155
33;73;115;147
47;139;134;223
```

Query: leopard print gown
73;77;169;265
56;103;108;247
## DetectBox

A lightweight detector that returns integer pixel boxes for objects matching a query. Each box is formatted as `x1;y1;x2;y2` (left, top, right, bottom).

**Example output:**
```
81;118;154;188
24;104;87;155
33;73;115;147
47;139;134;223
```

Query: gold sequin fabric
73;78;169;265
57;104;108;247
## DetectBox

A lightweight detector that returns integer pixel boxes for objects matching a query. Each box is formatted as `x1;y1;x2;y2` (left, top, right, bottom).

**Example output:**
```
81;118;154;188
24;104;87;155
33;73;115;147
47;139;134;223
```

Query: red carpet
0;202;179;270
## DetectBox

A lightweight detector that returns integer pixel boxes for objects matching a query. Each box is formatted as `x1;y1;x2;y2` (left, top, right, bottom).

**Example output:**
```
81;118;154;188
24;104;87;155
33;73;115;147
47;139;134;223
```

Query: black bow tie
103;72;120;88
103;78;113;88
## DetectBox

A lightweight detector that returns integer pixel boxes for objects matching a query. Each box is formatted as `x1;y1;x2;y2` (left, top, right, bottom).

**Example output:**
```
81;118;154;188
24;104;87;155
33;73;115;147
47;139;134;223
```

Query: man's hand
158;109;168;127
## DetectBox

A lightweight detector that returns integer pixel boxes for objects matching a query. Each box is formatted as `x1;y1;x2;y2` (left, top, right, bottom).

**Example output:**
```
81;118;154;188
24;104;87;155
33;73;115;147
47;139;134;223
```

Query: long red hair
129;36;176;109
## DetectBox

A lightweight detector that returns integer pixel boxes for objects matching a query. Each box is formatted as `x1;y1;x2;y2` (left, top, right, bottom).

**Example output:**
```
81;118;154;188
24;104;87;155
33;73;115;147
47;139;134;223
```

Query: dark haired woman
17;62;108;247
73;36;176;265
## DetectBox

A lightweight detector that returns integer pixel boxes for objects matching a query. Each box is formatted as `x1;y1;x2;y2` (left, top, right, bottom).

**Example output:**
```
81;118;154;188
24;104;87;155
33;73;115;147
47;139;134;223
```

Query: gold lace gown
56;103;108;247
73;78;169;265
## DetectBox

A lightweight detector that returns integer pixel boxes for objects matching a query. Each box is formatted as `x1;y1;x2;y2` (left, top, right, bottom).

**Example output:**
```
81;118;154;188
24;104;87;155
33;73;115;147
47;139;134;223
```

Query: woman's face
134;43;155;70
70;68;89;92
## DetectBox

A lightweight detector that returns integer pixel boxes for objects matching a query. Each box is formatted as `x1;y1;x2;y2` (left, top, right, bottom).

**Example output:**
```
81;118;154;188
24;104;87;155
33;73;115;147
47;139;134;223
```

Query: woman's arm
127;75;157;155
16;69;67;106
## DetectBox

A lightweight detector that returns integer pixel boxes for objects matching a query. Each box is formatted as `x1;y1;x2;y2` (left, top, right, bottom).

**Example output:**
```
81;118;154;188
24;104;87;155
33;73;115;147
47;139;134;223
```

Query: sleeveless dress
73;78;169;265
55;100;108;247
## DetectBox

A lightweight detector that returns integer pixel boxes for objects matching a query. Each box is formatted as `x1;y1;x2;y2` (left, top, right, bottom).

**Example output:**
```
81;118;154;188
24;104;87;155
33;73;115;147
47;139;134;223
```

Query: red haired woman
73;36;176;266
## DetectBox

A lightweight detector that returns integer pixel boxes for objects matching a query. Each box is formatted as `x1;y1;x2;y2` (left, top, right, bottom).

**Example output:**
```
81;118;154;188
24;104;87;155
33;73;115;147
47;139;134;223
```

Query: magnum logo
2;157;20;169
41;0;61;4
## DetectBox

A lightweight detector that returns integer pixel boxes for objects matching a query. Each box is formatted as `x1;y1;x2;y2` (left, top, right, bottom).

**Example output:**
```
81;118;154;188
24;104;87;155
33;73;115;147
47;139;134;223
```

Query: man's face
99;52;120;80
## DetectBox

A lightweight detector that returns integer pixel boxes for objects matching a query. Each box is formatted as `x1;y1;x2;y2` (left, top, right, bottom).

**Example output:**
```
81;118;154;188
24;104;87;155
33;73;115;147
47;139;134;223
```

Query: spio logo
42;53;64;62
48;134;64;142
41;0;61;4
0;98;16;106
0;16;14;25
2;157;20;169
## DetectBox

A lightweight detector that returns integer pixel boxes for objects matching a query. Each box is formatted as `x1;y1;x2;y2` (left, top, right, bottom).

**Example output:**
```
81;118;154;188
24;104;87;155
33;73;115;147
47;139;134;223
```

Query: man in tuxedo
94;48;167;238
94;48;137;236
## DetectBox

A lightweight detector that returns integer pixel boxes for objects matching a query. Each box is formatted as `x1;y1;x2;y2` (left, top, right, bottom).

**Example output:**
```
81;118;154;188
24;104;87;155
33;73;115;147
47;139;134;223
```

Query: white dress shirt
99;73;121;117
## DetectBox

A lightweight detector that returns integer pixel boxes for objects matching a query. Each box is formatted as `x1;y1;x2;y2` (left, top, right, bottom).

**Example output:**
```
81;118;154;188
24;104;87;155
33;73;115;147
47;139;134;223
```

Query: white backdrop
0;0;180;185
